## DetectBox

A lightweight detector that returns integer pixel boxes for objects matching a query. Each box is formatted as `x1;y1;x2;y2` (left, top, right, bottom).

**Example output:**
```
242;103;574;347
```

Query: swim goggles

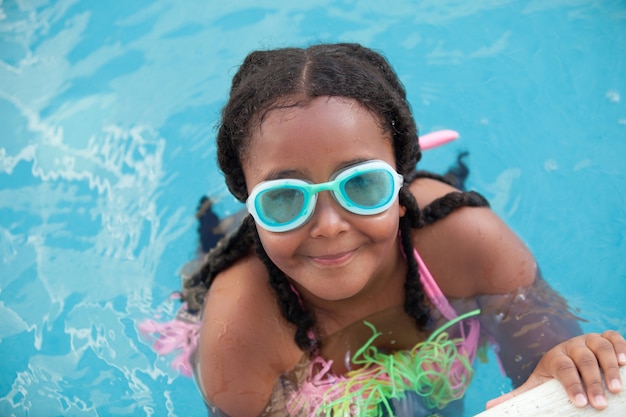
246;160;404;232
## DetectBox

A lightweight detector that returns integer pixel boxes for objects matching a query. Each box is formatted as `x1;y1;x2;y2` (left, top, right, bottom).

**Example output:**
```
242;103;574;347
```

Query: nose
308;191;350;238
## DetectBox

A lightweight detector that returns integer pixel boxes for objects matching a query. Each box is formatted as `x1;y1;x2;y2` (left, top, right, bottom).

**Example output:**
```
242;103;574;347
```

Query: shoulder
409;177;537;297
197;254;302;416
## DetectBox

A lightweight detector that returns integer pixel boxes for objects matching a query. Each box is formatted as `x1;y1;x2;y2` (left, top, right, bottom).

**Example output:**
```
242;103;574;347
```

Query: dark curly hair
183;43;489;354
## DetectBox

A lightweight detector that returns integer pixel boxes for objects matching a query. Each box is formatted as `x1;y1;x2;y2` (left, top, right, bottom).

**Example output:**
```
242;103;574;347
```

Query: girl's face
242;96;406;305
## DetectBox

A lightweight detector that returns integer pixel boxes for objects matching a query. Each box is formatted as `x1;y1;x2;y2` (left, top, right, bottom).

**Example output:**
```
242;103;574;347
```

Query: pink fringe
138;305;200;377
287;356;346;415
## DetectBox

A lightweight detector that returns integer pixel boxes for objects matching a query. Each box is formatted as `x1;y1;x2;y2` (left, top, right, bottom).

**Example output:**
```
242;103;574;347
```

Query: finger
571;344;608;409
602;330;626;366
567;332;626;410
548;355;590;408
598;331;625;394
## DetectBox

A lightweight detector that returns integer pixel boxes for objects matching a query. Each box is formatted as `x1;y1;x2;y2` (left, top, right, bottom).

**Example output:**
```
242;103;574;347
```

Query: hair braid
251;227;318;353
420;191;490;226
399;182;422;228
182;215;256;312
398;187;430;328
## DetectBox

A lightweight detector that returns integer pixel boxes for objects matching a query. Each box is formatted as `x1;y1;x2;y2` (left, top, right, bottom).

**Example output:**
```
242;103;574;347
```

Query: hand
487;330;626;410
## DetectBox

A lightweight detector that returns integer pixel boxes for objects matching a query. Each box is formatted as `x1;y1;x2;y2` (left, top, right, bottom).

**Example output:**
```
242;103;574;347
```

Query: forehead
242;96;395;185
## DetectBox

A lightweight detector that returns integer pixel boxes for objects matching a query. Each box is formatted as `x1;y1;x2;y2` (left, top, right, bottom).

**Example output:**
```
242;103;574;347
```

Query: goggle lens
256;187;306;226
342;169;394;209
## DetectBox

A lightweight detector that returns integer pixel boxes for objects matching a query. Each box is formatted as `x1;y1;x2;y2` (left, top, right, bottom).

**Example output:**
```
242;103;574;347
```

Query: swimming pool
1;0;625;416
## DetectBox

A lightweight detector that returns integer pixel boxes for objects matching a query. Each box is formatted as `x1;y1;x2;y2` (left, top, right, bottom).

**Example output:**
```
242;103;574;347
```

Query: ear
398;203;407;218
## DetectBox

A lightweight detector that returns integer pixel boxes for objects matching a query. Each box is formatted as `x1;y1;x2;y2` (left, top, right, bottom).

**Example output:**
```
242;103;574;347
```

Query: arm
476;272;583;387
414;201;582;382
197;255;302;417
452;210;626;410
410;178;625;410
454;209;626;410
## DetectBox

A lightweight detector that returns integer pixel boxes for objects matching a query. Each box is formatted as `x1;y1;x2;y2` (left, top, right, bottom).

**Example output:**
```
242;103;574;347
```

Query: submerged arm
475;269;625;410
475;270;582;387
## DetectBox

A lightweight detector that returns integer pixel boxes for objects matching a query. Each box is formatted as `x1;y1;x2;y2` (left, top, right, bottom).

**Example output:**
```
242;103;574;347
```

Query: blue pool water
1;1;625;416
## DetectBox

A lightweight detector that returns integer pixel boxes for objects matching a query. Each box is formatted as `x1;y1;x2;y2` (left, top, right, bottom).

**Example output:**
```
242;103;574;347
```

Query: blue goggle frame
246;160;404;232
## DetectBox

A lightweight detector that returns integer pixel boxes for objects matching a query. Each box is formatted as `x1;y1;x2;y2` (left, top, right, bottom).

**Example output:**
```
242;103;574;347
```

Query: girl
183;43;625;416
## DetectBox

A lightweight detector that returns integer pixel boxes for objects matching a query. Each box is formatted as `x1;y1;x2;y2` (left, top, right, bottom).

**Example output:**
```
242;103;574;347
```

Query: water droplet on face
515;355;523;363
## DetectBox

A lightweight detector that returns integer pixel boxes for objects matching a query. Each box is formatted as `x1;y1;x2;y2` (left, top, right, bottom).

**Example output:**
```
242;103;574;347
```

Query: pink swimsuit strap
414;247;458;321
414;247;481;367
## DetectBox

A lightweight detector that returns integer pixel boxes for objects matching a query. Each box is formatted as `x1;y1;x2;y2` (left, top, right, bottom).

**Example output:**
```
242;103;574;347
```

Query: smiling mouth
310;250;355;267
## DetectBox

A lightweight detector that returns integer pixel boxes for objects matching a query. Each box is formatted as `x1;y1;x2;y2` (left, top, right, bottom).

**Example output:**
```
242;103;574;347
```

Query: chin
307;281;370;302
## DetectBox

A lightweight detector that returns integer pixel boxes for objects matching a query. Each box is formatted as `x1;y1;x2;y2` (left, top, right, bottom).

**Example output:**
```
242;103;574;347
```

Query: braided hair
183;43;487;353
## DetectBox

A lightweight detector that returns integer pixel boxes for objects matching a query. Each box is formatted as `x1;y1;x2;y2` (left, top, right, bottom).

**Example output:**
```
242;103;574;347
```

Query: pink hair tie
419;129;459;150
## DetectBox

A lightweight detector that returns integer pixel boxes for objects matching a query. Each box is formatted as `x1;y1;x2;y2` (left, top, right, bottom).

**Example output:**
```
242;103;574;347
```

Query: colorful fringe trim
138;302;200;377
287;309;481;416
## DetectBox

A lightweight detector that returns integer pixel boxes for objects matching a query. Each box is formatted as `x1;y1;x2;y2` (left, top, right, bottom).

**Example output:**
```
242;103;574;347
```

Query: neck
293;243;408;337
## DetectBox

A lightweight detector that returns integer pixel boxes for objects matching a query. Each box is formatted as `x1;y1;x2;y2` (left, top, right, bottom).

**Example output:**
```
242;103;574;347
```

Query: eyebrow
263;158;371;182
264;169;303;181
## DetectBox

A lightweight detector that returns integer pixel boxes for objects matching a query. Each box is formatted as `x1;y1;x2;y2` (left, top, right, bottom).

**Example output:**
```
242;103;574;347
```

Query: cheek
371;211;402;241
256;229;299;265
372;201;403;230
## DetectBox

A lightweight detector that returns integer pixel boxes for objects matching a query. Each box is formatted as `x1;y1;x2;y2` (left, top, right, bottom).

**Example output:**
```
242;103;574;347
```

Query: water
1;0;625;416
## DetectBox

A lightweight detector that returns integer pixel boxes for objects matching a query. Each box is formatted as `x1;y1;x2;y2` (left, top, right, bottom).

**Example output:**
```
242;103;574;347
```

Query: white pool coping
473;366;626;417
